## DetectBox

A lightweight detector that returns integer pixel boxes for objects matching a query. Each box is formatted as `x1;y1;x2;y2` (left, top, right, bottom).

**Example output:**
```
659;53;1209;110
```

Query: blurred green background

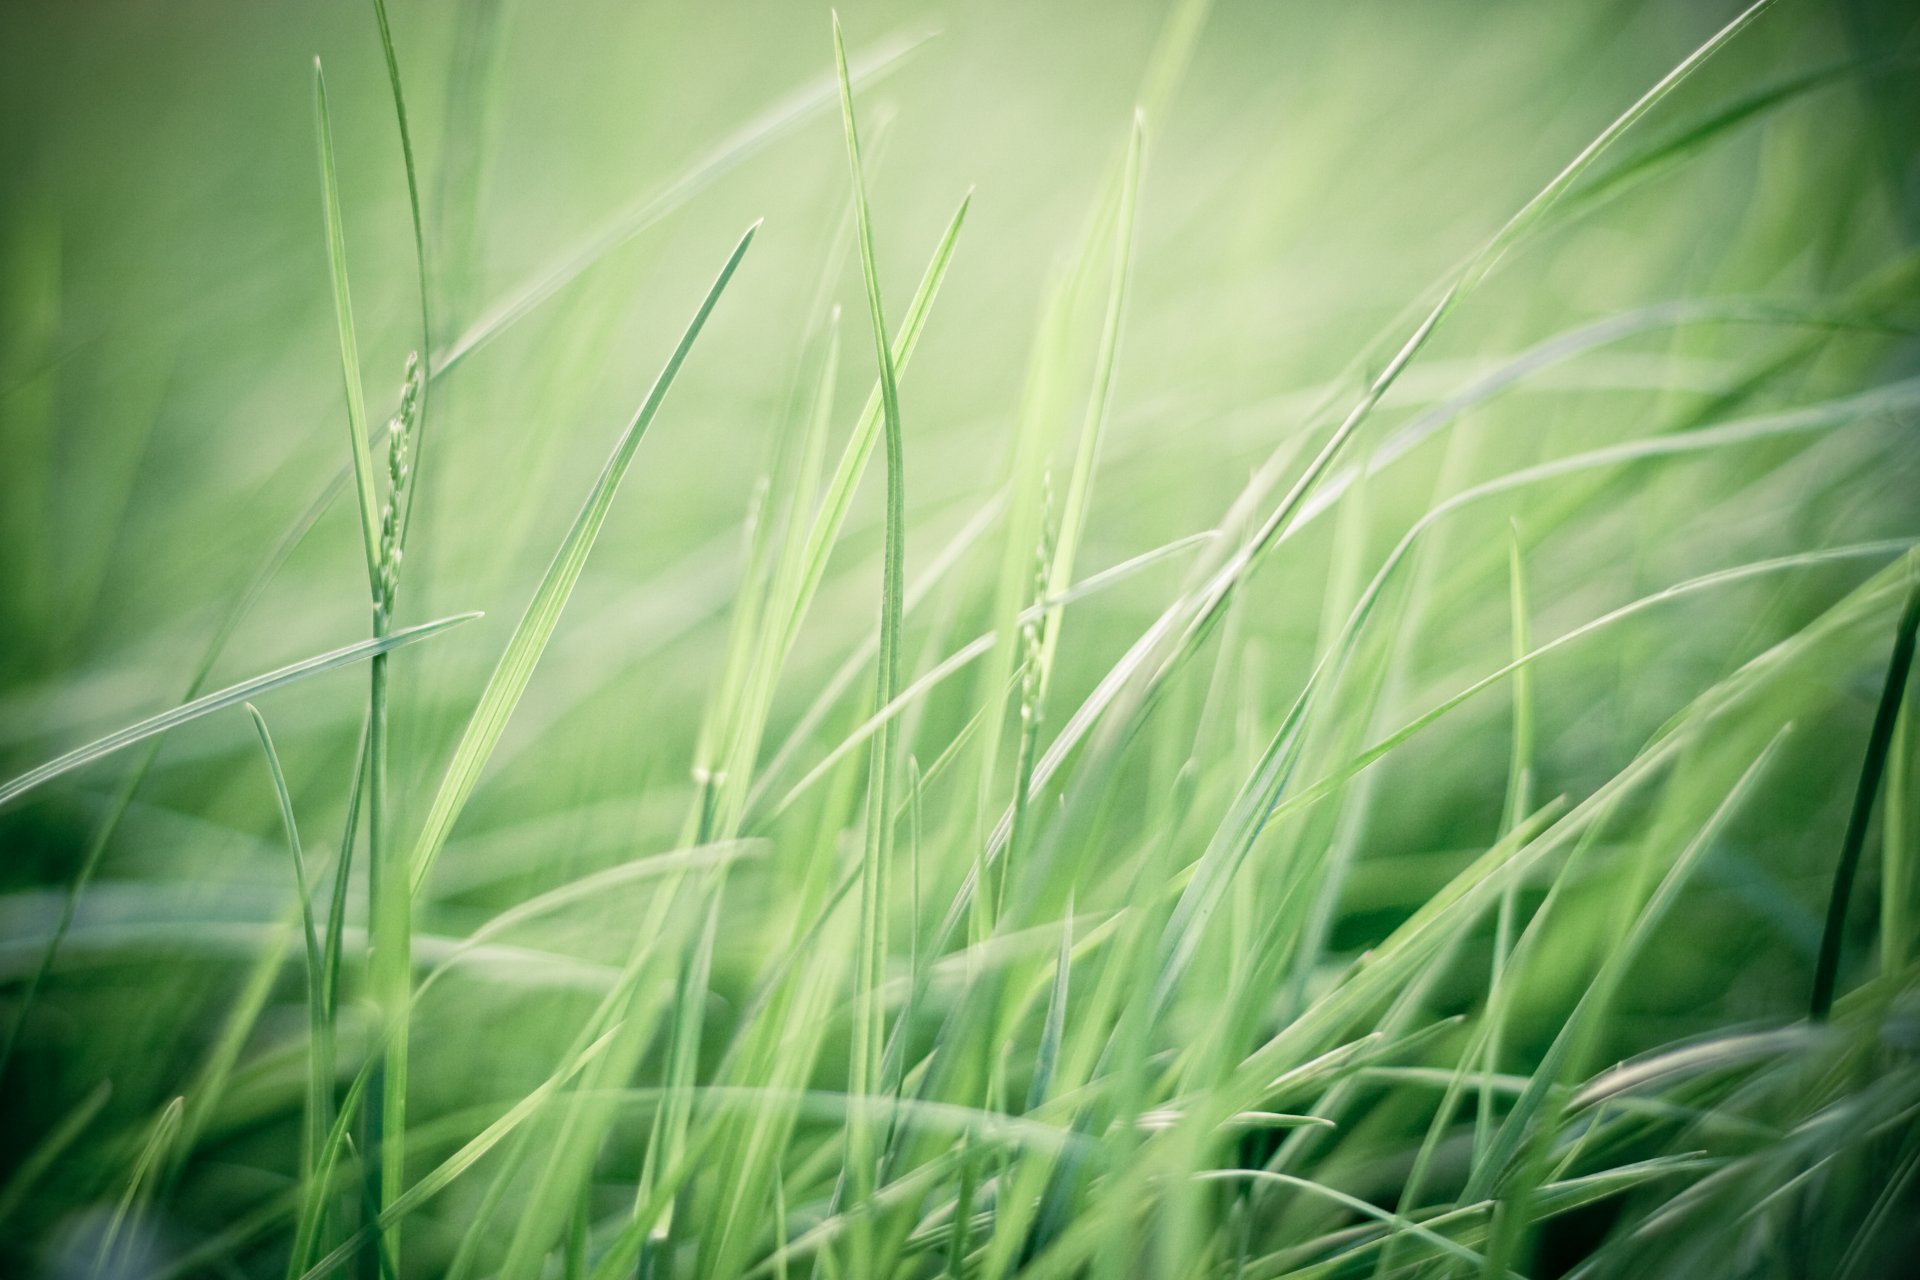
3;0;1918;1276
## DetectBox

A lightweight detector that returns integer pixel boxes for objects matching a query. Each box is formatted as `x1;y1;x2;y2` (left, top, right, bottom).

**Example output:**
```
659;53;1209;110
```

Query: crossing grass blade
0;473;345;1079
433;31;928;376
0;612;479;810
12;3;1920;1276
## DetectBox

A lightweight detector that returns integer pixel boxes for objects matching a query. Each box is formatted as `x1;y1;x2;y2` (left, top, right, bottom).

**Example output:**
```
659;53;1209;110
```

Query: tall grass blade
407;223;757;894
312;58;383;590
1811;571;1920;1017
834;12;910;1250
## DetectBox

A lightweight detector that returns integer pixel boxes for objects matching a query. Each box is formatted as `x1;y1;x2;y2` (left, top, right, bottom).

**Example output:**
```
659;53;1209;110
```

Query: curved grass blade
434;31;927;376
1036;112;1144;686
246;706;331;1199
0;472;345;1080
295;1029;620;1280
1463;731;1790;1204
1811;569;1920;1018
758;529;1210;825
1193;1168;1516;1278
770;193;970;693
1145;382;1917;1009
0;612;480;811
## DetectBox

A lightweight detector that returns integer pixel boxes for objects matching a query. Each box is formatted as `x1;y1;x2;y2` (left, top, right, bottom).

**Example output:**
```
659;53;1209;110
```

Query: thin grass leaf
369;0;433;547
835;12;910;1249
91;1096;183;1280
1812;569;1920;1017
407;223;756;894
246;706;331;1196
0;472;345;1079
1466;730;1790;1203
0;612;479;811
434;31;927;375
312;58;383;591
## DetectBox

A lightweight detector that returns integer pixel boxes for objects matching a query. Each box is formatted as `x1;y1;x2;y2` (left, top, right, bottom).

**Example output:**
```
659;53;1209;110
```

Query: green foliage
2;2;1918;1279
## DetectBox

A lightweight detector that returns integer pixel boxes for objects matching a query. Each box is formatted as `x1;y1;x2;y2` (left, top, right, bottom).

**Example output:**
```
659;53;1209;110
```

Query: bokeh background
3;1;1918;1276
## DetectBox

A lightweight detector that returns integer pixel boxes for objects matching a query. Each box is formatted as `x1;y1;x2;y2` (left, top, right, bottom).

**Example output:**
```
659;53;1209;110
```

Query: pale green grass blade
1271;542;1915;833
1477;521;1534;1163
702;321;842;840
1162;0;1774;669
434;31;927;375
746;493;998;822
835;12;910;1248
312;57;382;591
1194;1169;1518;1278
414;840;761;1001
369;0;433;546
290;1060;376;1277
1036;112;1144;684
407;223;756;894
965;1;1780;904
754;526;1207;825
0;612;479;810
769;192;970;684
1025;895;1073;1112
1553;56;1866;227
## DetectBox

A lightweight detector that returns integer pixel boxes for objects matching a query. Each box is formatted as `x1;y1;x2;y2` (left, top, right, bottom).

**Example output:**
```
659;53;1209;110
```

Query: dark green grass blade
1811;571;1920;1018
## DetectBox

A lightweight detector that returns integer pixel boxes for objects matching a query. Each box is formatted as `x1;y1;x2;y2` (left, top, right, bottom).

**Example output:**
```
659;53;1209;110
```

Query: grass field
3;1;1919;1276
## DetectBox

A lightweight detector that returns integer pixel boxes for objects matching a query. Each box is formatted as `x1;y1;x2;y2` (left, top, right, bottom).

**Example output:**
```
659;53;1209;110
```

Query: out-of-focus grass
2;1;1918;1277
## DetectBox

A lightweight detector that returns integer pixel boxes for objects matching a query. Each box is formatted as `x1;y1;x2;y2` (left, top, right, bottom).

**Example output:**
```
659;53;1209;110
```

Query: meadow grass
2;1;1918;1278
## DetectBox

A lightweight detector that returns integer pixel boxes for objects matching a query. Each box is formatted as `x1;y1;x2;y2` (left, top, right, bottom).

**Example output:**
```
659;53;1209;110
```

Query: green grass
3;1;1919;1278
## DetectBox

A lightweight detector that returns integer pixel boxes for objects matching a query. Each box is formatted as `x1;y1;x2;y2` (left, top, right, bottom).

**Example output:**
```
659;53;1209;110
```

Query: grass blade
312;57;383;592
434;32;926;375
1811;570;1920;1017
834;14;910;1246
369;0;433;547
246;707;332;1207
0;612;479;810
407;222;756;894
